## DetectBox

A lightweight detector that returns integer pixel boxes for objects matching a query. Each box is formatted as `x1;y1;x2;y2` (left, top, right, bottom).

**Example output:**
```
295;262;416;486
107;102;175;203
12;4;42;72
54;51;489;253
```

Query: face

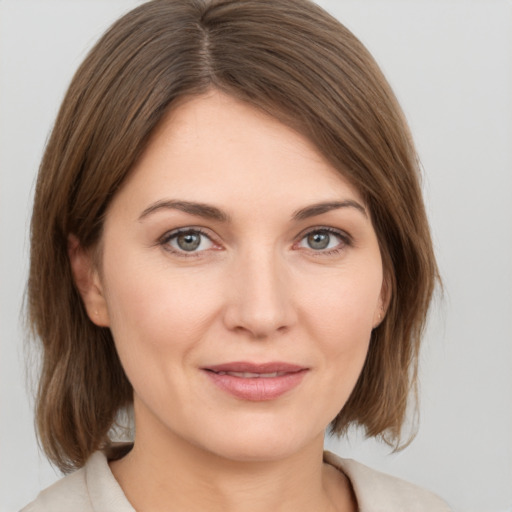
76;91;385;462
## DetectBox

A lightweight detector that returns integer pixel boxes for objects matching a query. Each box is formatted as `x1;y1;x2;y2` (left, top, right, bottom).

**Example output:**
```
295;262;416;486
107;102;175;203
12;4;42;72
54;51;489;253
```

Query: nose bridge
224;243;295;338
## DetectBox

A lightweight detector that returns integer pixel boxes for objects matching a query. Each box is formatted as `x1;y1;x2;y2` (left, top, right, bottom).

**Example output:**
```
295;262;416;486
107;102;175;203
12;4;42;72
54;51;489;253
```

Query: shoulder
324;451;452;512
20;451;134;512
20;465;90;512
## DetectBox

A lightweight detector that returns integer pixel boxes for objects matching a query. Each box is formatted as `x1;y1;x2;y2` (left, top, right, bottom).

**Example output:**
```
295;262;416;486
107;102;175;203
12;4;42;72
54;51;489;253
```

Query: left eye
164;229;214;253
298;229;345;251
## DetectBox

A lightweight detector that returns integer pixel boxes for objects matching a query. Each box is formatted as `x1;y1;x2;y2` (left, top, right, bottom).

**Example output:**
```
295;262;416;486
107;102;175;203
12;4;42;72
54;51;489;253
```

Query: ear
372;272;392;329
68;234;110;327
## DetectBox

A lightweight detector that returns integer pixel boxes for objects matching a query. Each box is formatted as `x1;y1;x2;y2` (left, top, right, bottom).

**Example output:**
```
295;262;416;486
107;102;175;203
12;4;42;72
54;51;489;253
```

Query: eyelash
295;227;352;256
159;227;218;258
158;226;352;258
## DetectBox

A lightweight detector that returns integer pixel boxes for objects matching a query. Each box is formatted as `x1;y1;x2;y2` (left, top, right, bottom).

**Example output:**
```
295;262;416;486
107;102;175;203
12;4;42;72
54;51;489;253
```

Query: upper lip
203;362;308;374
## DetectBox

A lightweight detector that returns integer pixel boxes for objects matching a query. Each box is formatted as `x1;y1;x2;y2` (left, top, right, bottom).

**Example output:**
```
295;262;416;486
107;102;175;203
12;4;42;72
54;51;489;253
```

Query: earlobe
68;235;110;327
373;274;392;329
372;304;383;329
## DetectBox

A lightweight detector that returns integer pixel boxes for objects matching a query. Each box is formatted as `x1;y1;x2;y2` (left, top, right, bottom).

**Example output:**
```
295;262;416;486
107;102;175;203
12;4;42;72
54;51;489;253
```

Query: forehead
110;91;365;218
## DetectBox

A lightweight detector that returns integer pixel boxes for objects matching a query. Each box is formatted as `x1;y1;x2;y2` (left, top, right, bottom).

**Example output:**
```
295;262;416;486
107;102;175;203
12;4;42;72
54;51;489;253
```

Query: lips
202;362;308;401
214;371;288;378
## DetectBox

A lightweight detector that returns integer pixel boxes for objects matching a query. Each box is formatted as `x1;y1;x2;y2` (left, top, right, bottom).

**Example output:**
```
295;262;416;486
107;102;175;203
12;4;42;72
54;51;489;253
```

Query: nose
223;247;297;339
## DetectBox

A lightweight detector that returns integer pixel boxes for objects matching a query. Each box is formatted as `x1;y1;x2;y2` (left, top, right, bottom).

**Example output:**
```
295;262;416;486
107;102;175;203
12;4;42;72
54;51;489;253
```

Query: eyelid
158;226;222;257
294;226;353;253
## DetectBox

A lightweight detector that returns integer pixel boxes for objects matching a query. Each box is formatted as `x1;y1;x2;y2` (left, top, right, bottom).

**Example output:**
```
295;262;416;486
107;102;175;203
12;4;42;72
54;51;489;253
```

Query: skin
71;91;387;512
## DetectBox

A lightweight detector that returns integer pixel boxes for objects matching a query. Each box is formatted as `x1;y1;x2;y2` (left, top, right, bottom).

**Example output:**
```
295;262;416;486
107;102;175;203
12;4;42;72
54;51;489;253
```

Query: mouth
202;362;309;401
210;371;291;378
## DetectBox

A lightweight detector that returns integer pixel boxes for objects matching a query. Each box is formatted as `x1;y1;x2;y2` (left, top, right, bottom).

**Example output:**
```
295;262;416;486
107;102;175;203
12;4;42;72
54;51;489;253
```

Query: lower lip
204;370;308;401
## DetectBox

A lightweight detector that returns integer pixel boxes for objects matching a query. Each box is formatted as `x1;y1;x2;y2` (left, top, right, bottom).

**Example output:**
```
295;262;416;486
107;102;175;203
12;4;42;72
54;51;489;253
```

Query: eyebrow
292;200;367;220
138;200;230;222
138;199;367;223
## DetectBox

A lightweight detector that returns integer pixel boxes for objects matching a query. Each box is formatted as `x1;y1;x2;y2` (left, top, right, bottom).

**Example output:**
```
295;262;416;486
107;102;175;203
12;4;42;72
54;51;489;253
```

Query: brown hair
28;0;438;472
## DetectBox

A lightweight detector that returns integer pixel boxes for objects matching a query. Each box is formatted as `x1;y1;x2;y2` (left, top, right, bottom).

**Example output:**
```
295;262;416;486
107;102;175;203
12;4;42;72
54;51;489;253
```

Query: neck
109;401;356;512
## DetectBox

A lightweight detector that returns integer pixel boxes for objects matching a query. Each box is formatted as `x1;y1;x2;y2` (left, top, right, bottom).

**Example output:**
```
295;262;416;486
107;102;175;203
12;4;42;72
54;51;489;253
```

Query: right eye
160;228;216;255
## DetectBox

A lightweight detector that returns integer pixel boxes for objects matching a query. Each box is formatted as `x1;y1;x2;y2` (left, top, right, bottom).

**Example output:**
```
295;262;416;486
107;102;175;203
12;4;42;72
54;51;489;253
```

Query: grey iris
307;231;330;250
177;232;201;251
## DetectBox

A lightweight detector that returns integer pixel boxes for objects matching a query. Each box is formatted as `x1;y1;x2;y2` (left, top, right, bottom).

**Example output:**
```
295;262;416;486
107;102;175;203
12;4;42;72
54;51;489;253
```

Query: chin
189;419;324;463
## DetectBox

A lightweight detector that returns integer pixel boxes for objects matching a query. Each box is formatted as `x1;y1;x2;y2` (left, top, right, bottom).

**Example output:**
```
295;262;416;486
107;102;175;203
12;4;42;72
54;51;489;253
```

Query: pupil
177;232;201;251
308;232;329;250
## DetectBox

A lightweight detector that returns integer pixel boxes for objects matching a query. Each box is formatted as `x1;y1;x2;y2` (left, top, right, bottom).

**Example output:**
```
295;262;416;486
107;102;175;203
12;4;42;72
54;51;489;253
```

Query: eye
161;228;216;255
297;228;350;253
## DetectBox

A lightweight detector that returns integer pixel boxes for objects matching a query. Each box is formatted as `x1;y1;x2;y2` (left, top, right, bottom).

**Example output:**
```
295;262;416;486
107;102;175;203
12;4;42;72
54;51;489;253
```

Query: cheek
302;261;382;340
299;261;382;387
101;254;222;367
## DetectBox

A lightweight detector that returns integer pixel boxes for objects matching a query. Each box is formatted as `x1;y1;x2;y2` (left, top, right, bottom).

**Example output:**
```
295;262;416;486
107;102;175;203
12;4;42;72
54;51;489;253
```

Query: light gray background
1;1;511;511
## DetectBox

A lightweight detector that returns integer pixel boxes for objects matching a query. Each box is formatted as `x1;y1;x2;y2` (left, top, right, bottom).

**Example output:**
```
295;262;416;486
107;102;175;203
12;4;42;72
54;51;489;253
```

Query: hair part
28;0;439;472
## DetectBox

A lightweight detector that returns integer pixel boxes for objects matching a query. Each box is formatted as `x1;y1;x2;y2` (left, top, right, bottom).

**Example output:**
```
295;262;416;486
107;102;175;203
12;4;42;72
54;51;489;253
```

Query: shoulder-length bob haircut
28;0;438;472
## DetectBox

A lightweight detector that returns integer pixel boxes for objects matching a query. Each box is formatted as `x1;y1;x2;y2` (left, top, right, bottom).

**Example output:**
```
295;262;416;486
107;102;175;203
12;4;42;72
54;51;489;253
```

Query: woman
23;0;449;510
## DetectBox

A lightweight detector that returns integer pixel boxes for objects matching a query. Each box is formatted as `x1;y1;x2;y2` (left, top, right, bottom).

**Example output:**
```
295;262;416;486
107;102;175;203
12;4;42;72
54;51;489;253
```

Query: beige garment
21;450;451;512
